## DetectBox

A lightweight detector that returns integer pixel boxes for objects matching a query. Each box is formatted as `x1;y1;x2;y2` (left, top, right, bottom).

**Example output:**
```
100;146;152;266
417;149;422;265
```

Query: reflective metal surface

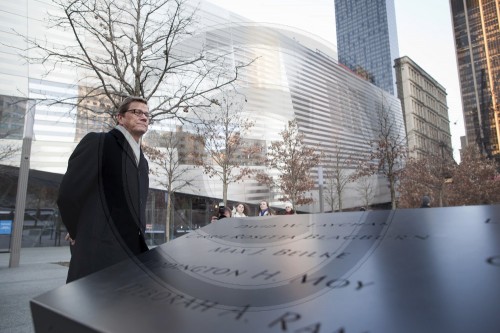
31;205;500;333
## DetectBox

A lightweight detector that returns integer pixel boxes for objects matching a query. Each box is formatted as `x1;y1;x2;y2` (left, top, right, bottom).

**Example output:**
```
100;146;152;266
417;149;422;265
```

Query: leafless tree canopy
447;145;500;206
0;144;19;163
398;145;500;208
323;142;353;212
257;119;321;208
398;153;454;208
193;91;263;206
143;130;198;240
355;175;374;210
355;97;407;209
20;0;253;119
0;122;22;163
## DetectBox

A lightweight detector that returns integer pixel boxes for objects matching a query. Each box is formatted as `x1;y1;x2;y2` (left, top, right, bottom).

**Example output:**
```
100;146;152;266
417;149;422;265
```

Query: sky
205;0;464;161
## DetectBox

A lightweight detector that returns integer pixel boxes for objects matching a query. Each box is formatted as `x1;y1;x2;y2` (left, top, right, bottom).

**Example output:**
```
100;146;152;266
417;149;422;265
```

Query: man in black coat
57;96;150;283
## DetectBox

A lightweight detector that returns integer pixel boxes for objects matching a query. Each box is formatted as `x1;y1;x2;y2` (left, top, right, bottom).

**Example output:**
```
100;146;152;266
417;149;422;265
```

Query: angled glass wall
0;0;404;222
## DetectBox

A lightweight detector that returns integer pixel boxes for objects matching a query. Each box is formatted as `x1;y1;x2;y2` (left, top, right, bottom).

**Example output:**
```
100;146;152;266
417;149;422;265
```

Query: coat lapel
110;128;138;167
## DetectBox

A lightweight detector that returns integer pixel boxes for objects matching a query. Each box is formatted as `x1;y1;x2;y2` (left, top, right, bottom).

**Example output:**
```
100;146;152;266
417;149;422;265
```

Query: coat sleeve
57;133;102;239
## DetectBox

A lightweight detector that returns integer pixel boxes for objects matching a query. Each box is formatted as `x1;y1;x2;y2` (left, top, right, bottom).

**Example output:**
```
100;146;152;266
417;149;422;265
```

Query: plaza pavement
0;246;70;333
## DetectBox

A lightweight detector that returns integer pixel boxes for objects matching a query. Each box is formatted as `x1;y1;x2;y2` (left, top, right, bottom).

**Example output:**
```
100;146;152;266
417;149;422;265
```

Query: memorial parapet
31;205;500;333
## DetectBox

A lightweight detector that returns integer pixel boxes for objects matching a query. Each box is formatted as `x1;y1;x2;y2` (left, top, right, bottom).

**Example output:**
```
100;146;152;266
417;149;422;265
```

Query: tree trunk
165;189;172;242
337;188;343;212
223;181;228;208
390;179;397;209
438;185;444;207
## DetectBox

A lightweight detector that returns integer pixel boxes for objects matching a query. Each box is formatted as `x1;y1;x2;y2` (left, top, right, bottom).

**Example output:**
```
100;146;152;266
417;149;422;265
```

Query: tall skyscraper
450;0;500;157
335;0;400;94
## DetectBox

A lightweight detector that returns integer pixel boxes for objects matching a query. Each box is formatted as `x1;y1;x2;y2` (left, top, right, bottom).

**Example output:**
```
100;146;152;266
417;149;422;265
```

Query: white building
0;0;405;220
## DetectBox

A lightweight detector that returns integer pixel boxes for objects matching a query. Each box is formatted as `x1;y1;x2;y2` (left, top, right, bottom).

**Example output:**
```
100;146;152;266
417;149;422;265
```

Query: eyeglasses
126;109;152;120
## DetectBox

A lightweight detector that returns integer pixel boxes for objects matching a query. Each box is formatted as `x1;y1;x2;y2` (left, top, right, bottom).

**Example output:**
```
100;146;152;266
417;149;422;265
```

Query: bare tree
14;0;253;119
142;129;198;241
356;97;407;209
0;96;24;166
0;140;20;190
355;175;375;210
193;91;262;207
398;156;436;208
398;151;455;208
0;141;19;164
0;124;22;178
256;119;321;209
323;142;353;212
447;145;500;206
323;174;339;212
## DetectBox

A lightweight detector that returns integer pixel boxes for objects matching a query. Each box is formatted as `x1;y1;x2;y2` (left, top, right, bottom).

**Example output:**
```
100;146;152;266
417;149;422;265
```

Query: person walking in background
57;96;150;283
258;201;273;216
421;195;431;208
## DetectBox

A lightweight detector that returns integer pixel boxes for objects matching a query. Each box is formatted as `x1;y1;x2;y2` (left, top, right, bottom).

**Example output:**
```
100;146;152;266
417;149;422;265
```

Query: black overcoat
57;129;149;283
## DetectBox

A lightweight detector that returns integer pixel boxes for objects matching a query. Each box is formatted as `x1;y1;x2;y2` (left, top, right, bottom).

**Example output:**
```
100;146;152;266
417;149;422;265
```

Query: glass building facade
450;0;500;157
0;0;405;243
335;0;400;95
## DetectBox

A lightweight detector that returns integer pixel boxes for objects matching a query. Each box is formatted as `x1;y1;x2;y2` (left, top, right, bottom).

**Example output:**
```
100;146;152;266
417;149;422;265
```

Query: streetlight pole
318;166;324;213
438;141;447;208
9;103;35;268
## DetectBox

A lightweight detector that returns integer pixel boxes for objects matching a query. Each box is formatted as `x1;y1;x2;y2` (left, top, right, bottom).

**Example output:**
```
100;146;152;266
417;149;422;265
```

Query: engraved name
186;234;429;240
208;246;351;259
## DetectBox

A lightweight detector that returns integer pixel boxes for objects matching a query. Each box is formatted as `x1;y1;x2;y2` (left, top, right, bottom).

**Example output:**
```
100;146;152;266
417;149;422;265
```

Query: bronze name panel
31;205;500;333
